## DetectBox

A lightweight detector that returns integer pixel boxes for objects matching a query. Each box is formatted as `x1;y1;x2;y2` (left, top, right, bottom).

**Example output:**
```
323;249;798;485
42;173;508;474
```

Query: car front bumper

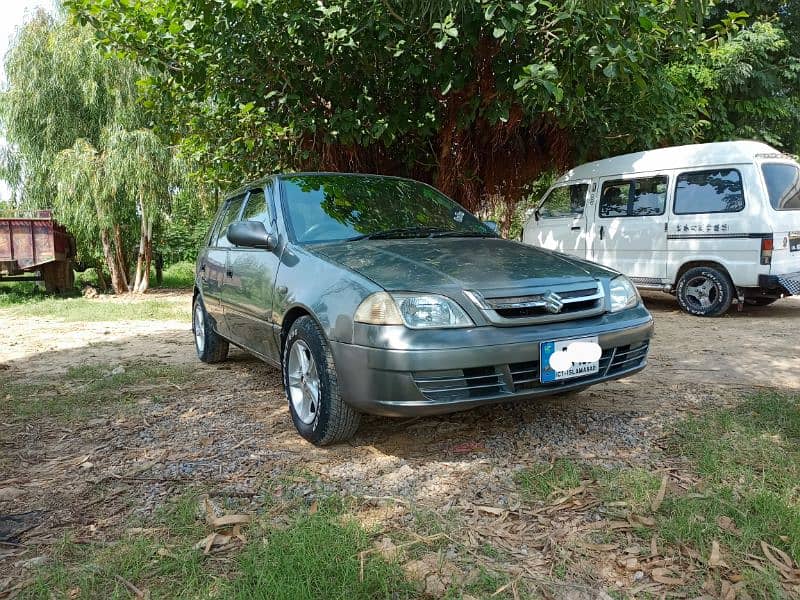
329;307;654;417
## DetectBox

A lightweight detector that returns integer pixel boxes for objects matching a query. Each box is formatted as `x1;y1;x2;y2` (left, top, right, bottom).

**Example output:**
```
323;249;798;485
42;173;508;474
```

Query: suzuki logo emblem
543;291;564;314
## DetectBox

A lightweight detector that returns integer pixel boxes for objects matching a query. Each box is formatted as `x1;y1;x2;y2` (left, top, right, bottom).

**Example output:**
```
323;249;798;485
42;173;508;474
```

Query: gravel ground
1;290;798;594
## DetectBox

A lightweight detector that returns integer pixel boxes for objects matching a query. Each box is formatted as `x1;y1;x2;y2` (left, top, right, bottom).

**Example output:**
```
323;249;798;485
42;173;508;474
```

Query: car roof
223;172;419;200
557;140;787;183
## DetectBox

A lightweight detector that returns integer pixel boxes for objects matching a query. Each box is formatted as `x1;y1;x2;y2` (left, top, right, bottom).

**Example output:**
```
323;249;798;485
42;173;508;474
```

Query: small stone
633;570;644;581
111;365;126;375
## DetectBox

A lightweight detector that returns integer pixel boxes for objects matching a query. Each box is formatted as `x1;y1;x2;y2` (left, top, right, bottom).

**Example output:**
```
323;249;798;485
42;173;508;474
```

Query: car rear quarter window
539;184;588;218
762;163;800;211
212;196;245;247
599;176;667;217
673;169;744;215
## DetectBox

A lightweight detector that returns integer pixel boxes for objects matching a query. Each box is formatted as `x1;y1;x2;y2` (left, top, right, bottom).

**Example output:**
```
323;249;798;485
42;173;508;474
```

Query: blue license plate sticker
540;336;601;383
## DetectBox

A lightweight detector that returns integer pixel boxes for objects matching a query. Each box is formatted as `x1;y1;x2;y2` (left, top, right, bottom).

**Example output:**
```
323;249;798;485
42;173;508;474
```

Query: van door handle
599;225;604;241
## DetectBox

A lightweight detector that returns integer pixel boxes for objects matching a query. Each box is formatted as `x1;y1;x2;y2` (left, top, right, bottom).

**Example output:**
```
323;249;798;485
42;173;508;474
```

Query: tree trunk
134;214;153;293
133;210;146;292
113;224;129;288
95;261;108;292
100;228;128;294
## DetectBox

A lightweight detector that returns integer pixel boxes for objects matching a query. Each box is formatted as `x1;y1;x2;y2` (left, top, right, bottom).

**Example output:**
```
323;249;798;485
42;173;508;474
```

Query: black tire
192;295;229;363
744;297;779;307
282;316;360;446
675;266;734;317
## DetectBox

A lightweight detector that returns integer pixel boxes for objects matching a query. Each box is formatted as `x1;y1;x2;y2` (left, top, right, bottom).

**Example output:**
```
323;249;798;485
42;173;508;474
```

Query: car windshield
280;174;494;243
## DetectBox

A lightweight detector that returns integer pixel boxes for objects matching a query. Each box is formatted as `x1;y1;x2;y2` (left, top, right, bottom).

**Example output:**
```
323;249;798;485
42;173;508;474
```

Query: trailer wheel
41;261;74;294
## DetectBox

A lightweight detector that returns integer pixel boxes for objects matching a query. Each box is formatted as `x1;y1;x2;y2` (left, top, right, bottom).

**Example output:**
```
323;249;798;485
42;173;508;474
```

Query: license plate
540;336;600;383
790;233;800;253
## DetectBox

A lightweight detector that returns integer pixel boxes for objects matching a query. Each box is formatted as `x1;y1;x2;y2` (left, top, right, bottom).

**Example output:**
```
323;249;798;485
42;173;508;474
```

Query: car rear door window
213;196;245;248
762;163;800;211
539;184;588;218
599;176;667;217
673;169;744;214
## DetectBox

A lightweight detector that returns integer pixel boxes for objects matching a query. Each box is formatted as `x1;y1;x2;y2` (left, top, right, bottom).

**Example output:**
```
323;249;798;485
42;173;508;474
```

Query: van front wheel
676;266;734;317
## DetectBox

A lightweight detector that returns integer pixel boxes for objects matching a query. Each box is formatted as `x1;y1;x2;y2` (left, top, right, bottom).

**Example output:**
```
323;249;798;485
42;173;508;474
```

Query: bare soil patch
1;291;798;597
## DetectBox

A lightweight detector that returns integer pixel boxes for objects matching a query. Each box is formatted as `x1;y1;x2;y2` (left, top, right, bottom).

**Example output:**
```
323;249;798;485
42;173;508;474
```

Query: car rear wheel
283;316;360;446
193;296;229;363
676;266;734;317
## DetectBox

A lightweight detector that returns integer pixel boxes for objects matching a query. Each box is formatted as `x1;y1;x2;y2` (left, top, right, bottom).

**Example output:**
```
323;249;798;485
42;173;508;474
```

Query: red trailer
0;211;76;293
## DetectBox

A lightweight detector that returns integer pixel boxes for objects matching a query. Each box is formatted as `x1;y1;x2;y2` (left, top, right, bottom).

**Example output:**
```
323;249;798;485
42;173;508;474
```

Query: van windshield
762;163;800;211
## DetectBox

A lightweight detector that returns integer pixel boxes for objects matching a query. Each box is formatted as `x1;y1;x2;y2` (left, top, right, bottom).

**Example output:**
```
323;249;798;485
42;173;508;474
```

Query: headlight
609;276;640;312
354;292;473;329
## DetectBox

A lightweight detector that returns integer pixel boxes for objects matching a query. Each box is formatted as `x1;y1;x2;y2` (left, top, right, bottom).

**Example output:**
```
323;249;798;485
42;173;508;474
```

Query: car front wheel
283;316;361;446
675;266;734;317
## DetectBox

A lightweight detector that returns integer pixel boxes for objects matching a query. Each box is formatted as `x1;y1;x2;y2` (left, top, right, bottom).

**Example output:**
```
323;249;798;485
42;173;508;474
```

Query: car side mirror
228;221;278;250
482;220;499;233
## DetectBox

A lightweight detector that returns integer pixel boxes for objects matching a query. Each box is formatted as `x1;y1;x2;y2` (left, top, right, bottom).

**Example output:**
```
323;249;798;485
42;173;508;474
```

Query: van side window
762;163;800;211
539;184;588;218
212;195;246;248
674;169;744;215
599;176;667;218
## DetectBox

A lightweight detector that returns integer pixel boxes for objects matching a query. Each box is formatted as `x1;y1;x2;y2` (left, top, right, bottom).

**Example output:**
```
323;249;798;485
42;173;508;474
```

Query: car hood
309;237;616;294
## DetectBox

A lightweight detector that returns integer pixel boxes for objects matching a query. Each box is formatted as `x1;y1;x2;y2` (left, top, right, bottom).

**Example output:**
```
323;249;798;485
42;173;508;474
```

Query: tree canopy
62;0;800;232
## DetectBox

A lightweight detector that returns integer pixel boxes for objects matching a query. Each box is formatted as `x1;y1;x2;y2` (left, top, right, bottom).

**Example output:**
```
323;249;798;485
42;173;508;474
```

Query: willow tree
1;11;180;292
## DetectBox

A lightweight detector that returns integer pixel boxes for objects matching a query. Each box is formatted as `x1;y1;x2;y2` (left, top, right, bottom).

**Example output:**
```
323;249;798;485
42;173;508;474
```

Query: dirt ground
1;290;799;596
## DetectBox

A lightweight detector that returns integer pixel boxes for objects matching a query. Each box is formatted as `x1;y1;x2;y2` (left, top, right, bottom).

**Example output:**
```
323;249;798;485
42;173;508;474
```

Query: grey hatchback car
194;173;654;445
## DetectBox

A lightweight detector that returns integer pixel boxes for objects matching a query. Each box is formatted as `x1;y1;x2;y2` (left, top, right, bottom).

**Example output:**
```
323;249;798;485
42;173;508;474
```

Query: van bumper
758;272;800;296
329;311;654;417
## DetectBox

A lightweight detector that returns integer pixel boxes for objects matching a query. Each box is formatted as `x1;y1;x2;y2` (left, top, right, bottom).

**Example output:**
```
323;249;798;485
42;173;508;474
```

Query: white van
522;141;800;316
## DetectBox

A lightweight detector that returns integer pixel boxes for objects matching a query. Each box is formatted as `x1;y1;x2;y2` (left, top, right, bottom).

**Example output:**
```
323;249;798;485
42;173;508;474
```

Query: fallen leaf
650;535;659;557
474;505;505;516
761;541;793;574
452;441;487;454
717;516;740;535
194;532;232;554
651;567;685;586
709;540;729;568
373;537;398;561
629;514;656;528
208;514;251;528
651;473;668;512
578;542;618;552
309;500;318;515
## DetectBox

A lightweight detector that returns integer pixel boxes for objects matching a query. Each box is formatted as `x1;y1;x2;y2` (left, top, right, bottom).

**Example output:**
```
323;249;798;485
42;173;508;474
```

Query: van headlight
609;276;640;312
355;292;473;329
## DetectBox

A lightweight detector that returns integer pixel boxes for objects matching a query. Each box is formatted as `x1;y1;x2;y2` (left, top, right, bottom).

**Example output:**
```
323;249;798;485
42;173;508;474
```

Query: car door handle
599;225;604;240
570;226;581;231
226;269;233;278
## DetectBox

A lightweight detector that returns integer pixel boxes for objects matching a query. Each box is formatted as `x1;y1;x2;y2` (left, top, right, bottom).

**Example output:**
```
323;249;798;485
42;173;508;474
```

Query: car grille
465;283;605;325
412;340;649;402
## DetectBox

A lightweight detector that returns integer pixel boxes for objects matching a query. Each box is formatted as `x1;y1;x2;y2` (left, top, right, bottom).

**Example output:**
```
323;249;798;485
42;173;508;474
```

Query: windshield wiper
429;230;499;238
345;227;448;241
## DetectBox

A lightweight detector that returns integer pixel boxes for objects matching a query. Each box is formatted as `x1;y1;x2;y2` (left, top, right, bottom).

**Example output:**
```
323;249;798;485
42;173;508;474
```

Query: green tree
0;11;182;292
64;0;798;233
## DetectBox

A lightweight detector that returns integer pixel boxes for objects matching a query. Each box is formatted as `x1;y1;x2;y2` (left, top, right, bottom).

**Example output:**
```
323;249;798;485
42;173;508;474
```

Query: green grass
21;495;414;600
515;458;583;502
152;261;196;289
0;292;188;321
656;392;800;596
1;362;193;420
512;393;799;597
